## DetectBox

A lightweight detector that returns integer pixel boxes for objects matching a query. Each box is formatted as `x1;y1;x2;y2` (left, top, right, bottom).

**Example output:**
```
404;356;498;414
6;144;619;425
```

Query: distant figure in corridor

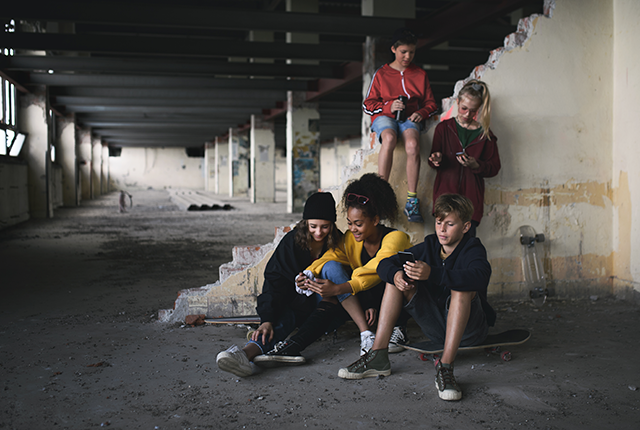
363;28;438;223
119;190;132;213
428;79;501;237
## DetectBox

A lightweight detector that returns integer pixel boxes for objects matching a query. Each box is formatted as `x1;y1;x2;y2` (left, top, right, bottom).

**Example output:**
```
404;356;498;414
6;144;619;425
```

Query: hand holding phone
397;251;415;281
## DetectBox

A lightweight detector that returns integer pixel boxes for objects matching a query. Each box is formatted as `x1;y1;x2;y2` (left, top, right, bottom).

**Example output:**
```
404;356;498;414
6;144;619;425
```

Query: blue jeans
320;260;353;303
320;260;385;313
371;115;421;143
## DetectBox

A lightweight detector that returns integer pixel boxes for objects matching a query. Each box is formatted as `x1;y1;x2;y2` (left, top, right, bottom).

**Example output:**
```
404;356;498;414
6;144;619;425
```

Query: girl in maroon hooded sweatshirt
428;80;501;237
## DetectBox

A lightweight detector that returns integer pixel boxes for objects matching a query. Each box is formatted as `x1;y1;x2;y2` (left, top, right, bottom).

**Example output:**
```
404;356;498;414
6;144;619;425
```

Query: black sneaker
435;361;462;401
253;340;306;366
388;325;409;353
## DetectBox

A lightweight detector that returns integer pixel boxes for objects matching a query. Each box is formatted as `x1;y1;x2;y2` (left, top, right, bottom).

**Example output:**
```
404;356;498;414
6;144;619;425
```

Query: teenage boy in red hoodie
363;28;437;223
337;194;495;402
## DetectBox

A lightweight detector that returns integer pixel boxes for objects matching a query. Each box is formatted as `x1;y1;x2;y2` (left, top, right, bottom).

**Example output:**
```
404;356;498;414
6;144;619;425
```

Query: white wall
612;0;640;299
109;147;204;191
332;0;637;301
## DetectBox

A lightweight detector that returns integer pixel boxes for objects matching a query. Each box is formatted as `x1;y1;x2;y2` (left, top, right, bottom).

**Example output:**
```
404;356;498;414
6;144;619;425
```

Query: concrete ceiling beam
0;2;404;36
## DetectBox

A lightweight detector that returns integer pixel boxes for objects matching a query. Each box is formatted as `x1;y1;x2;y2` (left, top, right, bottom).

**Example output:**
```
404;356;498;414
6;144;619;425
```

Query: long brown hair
293;219;341;251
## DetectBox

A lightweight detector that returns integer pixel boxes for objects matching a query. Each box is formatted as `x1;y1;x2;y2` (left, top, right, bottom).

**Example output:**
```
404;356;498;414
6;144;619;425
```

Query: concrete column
101;143;109;194
91;136;101;198
215;137;229;195
286;91;320;213
228;128;249;197
361;0;415;149
56;115;77;207
19;87;52;218
204;141;215;192
250;115;276;203
77;128;92;202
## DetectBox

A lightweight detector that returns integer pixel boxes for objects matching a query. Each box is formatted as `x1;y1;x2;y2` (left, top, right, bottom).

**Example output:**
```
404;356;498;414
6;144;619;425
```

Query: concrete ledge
159;225;292;323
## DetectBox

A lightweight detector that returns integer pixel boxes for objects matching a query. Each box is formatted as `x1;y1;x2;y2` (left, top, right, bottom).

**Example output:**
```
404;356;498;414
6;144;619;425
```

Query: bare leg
340;295;369;332
243;343;262;361
403;128;421;194
371;283;416;350
440;290;476;364
377;129;398;181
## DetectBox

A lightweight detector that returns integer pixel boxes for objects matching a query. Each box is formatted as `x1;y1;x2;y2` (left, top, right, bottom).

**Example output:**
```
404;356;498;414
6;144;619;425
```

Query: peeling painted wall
109;147;204;191
161;0;640;321
612;0;640;299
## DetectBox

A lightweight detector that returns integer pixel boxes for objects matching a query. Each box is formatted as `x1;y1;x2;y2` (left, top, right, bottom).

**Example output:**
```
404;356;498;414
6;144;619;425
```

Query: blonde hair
458;79;491;139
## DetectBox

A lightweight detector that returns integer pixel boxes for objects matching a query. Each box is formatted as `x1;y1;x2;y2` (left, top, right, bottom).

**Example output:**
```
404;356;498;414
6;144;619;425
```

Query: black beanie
303;192;337;222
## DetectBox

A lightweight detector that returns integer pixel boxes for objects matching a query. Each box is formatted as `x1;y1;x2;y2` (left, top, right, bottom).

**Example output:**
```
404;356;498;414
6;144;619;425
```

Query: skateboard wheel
501;351;512;362
419;353;429;362
246;330;255;341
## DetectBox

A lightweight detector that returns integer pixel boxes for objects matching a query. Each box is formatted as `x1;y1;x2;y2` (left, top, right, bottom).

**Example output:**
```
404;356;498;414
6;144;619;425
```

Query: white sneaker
216;345;252;377
360;330;375;356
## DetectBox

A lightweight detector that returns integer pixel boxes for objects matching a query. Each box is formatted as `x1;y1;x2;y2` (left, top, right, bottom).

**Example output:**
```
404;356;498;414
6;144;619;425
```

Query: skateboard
204;316;260;324
519;225;548;306
403;329;531;362
205;316;261;340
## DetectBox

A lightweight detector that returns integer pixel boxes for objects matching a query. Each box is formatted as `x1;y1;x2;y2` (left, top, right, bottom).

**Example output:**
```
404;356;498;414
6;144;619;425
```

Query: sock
407;191;417;201
360;330;374;338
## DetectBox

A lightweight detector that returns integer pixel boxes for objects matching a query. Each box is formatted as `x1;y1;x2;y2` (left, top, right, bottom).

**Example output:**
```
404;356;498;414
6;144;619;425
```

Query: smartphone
397;251;415;264
397;251;415;281
456;151;465;156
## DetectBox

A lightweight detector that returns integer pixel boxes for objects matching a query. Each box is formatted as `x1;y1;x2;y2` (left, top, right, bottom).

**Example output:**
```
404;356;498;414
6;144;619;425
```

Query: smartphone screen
397;251;415;264
397;251;415;281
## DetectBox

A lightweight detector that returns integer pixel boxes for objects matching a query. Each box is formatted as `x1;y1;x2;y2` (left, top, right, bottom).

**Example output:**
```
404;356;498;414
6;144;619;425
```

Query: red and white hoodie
363;63;437;123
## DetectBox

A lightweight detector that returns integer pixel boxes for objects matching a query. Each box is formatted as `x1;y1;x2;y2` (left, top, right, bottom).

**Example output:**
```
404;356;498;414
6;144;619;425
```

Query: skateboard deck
404;329;531;362
204;316;261;325
519;225;548;305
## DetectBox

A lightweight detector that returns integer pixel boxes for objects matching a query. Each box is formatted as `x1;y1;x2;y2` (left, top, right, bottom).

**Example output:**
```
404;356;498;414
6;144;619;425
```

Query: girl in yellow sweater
255;173;412;364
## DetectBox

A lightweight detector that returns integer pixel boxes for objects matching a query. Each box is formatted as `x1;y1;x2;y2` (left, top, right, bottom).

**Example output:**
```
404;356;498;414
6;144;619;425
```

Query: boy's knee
380;130;398;146
404;139;420;156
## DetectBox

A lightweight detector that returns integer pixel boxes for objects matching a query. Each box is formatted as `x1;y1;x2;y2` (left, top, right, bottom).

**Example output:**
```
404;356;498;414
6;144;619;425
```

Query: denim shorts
371;115;421;142
404;287;488;347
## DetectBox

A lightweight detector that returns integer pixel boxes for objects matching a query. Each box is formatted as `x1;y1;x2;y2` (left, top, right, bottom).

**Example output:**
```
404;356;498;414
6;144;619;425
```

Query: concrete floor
0;190;639;429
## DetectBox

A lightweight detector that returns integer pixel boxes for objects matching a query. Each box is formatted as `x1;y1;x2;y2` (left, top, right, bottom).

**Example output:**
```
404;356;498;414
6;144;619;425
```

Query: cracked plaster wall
161;0;640;322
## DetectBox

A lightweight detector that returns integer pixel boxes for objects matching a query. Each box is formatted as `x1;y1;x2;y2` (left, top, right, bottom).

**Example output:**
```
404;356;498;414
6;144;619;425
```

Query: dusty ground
0;189;638;430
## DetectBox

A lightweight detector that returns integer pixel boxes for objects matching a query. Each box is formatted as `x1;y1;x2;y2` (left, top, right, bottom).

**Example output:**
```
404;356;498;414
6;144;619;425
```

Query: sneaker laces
389;327;406;344
437;365;458;389
348;350;375;371
270;341;288;353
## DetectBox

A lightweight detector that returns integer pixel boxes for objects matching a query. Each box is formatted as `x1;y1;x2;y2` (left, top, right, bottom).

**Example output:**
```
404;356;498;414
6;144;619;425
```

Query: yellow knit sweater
306;228;412;294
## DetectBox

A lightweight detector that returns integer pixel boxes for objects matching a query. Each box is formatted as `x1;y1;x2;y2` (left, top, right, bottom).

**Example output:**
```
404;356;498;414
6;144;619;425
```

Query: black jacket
377;233;496;326
256;229;328;324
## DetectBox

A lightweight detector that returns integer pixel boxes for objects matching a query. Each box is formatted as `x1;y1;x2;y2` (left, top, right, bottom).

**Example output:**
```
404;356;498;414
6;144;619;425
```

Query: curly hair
293;219;342;251
341;173;398;224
